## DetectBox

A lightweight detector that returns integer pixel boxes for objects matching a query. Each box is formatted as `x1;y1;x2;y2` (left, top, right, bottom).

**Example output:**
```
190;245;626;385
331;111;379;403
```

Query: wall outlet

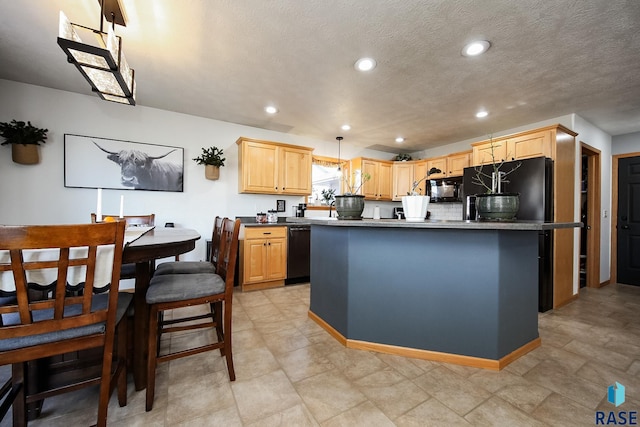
603;209;608;218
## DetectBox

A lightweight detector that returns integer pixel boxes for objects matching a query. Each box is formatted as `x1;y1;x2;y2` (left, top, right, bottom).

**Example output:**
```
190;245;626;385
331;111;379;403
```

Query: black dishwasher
286;225;310;284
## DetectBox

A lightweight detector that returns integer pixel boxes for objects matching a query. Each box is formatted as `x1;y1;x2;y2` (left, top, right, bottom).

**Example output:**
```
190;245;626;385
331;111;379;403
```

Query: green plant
0;120;48;146
395;153;412;161
472;136;521;193
192;146;225;167
321;188;336;206
407;167;441;196
342;172;371;195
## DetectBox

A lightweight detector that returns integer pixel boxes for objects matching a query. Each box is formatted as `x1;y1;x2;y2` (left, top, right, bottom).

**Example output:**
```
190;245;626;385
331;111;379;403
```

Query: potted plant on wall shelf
334;171;371;220
0;120;48;165
472;137;522;220
401;167;441;221
193;146;225;180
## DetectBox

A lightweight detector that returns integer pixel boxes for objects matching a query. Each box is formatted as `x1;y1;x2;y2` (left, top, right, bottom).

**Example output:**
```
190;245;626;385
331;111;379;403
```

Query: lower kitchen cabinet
239;226;287;292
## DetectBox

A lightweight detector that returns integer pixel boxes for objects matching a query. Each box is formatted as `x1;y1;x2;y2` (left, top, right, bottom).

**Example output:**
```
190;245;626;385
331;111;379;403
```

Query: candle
96;188;103;222
119;195;124;218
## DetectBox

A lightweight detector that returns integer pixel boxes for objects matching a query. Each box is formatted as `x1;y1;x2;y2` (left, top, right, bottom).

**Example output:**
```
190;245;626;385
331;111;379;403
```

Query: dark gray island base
295;218;581;370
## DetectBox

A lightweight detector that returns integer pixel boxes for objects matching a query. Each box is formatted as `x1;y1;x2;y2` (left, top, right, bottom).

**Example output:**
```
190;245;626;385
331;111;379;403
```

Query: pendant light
336;136;343;172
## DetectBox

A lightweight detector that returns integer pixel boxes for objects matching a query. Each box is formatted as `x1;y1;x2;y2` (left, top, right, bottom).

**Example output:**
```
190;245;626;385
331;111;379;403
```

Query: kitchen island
290;217;581;370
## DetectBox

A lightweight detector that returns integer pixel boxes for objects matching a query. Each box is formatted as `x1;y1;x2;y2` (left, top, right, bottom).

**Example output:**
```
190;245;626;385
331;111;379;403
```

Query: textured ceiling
1;0;639;152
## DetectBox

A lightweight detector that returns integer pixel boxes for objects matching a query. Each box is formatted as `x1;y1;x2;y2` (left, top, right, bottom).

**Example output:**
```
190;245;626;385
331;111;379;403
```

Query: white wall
612;132;640;155
0;79;391;261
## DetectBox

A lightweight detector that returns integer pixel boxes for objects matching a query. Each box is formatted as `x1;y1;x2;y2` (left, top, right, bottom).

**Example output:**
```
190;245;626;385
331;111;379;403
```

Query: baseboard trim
308;310;541;370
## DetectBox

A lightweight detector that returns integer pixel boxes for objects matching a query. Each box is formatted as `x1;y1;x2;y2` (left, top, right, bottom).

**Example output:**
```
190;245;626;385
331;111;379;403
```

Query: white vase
401;195;429;222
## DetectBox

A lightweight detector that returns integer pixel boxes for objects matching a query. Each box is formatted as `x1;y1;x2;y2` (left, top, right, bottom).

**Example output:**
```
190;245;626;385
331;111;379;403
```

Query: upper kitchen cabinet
427;157;447;179
471;128;554;166
446;151;471;177
351;157;393;200
237;137;313;195
392;160;428;200
472;139;508;166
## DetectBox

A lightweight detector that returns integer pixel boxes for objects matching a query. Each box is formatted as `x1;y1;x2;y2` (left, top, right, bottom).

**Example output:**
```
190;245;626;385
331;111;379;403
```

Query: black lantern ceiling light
57;0;135;105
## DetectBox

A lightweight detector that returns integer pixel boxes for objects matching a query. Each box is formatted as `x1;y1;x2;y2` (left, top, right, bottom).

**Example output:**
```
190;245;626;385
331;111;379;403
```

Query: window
307;156;345;209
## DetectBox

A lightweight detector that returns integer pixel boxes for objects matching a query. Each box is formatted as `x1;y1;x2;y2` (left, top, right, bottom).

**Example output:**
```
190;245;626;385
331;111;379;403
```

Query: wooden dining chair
0;222;131;427
153;216;224;276
91;213;155;279
144;218;240;411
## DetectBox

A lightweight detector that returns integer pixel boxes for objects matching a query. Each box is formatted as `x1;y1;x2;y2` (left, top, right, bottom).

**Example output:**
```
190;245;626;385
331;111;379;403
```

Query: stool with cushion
145;218;240;411
153;216;224;276
0;222;131;427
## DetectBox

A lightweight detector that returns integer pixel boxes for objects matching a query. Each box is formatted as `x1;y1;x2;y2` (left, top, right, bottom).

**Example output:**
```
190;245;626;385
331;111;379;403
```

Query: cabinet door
507;131;552;160
447;152;470;177
392;162;414;200
472;140;508;166
280;147;312;194
377;162;393;200
244;239;267;283
241;141;278;193
361;159;378;199
427;157;447;179
413;161;429;196
266;237;287;280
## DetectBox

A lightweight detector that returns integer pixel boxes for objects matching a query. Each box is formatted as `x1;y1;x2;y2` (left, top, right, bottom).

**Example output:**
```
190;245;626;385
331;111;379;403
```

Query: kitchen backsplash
427;203;463;220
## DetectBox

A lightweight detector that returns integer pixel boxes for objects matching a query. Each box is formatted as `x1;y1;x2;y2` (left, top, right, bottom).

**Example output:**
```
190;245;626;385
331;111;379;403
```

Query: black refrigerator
462;156;555;312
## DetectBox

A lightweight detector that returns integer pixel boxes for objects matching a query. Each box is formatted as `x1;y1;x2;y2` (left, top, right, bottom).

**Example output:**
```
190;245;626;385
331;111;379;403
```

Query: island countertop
287;216;581;231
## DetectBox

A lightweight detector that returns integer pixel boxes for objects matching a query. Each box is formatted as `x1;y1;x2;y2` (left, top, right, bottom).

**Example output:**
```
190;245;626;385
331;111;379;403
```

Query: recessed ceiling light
462;40;491;57
476;111;489;118
264;105;278;114
341;124;351;131
354;57;377;72
395;137;405;143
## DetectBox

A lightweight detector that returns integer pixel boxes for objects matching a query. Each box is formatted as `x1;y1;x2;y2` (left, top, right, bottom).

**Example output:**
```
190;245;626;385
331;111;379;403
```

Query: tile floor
1;282;639;426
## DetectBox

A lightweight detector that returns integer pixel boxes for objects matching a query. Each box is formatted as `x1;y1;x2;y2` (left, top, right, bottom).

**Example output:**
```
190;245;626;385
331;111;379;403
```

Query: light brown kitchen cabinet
472;139;508;166
392;160;429;200
240;226;287;292
427;157;447;179
506;130;552;160
446;151;471;177
351;157;393;200
237;137;313;195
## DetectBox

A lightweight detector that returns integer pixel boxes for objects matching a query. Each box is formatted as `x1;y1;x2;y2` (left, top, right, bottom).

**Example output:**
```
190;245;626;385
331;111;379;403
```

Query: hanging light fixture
57;0;135;105
336;136;343;172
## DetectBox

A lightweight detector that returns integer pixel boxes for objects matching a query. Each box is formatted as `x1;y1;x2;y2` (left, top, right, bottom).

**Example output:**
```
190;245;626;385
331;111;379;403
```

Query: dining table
122;226;201;390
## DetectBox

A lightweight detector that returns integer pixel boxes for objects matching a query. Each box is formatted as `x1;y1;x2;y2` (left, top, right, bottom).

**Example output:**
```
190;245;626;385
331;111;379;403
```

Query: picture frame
276;199;286;212
64;134;184;192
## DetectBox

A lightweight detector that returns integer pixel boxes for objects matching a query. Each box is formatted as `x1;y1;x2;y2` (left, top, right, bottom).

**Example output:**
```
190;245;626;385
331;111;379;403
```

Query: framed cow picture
64;134;184;192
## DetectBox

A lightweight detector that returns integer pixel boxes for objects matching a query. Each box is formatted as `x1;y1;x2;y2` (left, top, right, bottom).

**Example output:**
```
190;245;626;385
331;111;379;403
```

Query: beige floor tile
175;405;243;427
232;346;281;381
276;345;336;382
231;369;302;424
321;401;395;427
165;377;236;425
294;369;367;423
463;395;547;426
326;348;390;381
530;392;595;426
245;403;319;427
494;382;553;414
355;376;431;421
563;339;634;371
394;398;472;427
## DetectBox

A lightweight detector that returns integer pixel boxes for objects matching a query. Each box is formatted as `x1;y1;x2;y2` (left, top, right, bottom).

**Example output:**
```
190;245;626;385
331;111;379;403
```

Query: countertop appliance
287;224;310;284
462;156;554;311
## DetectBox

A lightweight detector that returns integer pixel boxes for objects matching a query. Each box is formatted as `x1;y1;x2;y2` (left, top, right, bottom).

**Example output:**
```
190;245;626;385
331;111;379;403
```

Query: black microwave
429;178;461;202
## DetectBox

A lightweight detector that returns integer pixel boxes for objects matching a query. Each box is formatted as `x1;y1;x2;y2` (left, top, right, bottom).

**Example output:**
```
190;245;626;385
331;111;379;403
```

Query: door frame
580;143;602;288
611;151;640;285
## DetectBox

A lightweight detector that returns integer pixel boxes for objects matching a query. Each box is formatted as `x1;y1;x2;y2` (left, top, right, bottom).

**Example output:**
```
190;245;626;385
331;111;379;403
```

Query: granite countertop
286;216;582;231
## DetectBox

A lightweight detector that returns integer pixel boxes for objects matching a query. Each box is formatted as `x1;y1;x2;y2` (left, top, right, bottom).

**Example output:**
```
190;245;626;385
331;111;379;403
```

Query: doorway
580;143;601;288
613;154;640;286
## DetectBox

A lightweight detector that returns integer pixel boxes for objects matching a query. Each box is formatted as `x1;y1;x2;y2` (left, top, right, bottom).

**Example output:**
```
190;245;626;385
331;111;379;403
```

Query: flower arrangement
321;188;336;206
407;167;441;196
